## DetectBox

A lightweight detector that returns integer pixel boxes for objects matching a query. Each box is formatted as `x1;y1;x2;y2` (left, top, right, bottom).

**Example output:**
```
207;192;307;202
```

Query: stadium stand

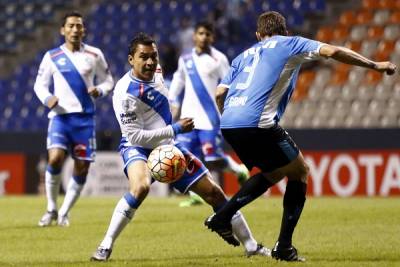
0;0;398;132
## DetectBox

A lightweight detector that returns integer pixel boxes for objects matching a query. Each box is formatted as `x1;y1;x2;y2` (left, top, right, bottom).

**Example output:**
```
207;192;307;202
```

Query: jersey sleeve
168;57;186;108
115;94;175;147
290;36;324;61
94;49;114;96
33;52;54;105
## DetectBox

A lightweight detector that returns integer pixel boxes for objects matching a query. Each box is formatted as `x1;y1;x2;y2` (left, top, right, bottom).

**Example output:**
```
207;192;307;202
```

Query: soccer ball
147;144;186;183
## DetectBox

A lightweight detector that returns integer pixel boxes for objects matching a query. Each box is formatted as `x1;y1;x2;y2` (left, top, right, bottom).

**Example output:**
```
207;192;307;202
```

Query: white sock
58;178;84;217
45;170;61;212
100;197;136;249
231;211;258;252
224;155;244;174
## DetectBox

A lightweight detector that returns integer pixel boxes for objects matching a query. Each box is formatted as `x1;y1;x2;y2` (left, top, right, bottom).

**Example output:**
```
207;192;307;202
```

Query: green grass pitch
0;196;399;266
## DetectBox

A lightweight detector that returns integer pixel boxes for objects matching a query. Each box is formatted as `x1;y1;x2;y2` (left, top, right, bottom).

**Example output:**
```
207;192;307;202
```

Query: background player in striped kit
169;21;249;207
91;32;270;261
34;11;114;227
205;11;396;261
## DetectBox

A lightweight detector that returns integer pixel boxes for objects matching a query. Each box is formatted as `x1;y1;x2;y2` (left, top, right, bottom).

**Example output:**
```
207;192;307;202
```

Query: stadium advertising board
0;154;25;195
224;150;400;196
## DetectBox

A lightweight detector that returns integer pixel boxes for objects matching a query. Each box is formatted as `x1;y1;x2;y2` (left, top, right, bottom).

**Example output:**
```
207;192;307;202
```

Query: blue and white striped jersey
219;35;323;129
113;68;176;149
34;43;114;118
169;47;230;130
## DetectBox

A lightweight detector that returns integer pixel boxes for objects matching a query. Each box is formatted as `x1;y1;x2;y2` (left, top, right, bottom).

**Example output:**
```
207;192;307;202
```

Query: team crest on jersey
57;57;66;66
185;59;193;69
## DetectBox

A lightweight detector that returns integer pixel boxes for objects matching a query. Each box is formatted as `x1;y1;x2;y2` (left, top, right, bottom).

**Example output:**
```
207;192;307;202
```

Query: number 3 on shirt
236;40;277;90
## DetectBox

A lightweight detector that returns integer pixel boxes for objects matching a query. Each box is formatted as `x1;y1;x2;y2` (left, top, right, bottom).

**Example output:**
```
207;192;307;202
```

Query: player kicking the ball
90;33;270;261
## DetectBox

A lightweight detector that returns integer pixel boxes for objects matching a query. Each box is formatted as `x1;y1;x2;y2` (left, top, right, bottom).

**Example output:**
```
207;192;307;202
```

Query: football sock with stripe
100;193;140;249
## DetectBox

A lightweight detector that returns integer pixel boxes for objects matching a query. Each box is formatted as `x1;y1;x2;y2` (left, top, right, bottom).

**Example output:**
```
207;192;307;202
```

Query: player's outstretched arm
319;44;397;75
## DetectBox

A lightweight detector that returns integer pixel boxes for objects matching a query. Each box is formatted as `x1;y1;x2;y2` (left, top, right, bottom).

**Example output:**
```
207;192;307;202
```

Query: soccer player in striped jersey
205;11;396;262
34;11;114;227
91;33;269;261
169;21;249;207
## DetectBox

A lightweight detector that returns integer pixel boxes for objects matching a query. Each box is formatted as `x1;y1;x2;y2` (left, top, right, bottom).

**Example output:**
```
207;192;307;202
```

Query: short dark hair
62;11;83;26
194;21;214;34
128;32;155;56
257;11;287;37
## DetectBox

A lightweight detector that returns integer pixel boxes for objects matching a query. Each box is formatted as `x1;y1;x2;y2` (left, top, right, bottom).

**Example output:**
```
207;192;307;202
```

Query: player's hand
177;118;194;133
46;96;59;109
374;62;397;75
88;87;101;98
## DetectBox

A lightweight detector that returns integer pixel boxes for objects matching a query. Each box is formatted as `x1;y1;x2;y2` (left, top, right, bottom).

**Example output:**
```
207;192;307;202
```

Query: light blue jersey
220;35;323;129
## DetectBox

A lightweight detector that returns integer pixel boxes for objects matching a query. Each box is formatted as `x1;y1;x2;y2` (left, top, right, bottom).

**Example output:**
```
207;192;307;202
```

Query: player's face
61;16;85;45
193;27;214;50
129;44;158;81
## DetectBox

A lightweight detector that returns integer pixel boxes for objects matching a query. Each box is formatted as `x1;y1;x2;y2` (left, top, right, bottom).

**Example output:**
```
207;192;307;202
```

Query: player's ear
256;31;261;41
128;54;134;65
60;26;65;36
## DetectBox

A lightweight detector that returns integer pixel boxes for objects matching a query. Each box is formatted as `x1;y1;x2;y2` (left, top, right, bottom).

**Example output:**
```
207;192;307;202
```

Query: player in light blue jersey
205;11;397;262
34;11;114;227
91;33;270;261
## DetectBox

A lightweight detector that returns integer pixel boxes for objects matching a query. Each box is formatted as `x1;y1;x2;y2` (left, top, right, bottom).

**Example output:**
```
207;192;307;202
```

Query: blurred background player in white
169;21;249;207
205;11;397;262
91;33;269;261
34;11;114;227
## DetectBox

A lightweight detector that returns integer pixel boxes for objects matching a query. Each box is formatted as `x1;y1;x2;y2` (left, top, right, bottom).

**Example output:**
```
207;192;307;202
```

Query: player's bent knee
48;156;64;169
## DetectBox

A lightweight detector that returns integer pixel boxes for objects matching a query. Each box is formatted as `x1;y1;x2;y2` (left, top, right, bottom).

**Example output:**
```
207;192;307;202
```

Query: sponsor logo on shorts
202;142;214;156
185;155;201;175
73;144;87;158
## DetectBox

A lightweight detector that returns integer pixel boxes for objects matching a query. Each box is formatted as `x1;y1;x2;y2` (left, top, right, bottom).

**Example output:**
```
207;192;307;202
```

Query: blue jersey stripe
127;81;172;125
183;55;220;128
49;47;94;113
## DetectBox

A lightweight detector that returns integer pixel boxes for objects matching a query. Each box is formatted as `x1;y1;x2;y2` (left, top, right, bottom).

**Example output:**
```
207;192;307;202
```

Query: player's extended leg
190;174;270;256
38;148;66;227
271;153;308;262
57;159;90;226
91;160;151;261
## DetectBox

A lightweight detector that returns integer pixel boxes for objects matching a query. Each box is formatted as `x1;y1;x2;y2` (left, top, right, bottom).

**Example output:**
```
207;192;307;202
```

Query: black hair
62;11;83;26
128;32;155;56
194;21;215;34
257;11;287;37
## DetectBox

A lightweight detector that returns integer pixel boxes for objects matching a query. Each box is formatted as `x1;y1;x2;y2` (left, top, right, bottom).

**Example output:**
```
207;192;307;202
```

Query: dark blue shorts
221;125;299;173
